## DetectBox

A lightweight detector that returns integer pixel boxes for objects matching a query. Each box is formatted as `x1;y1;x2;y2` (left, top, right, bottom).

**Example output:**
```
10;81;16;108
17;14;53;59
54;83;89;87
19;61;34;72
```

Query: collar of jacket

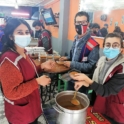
74;31;91;43
93;54;124;84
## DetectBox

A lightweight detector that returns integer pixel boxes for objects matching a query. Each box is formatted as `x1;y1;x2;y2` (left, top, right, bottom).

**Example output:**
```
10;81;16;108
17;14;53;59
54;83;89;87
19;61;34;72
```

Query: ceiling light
11;12;30;16
79;0;88;11
103;9;110;14
15;0;18;9
104;0;114;9
0;4;15;7
15;4;18;9
17;0;22;4
83;6;88;10
84;0;90;4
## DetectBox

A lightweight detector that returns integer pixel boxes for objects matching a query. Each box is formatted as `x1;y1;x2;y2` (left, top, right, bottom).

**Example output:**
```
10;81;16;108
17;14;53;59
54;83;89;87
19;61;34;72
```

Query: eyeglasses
104;42;120;49
75;21;88;25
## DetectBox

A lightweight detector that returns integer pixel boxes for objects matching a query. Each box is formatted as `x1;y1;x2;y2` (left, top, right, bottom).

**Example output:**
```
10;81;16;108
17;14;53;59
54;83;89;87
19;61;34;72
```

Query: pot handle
52;105;64;113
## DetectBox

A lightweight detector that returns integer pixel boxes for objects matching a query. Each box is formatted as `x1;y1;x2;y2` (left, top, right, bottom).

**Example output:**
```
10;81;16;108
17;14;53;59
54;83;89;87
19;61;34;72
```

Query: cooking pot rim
55;91;90;113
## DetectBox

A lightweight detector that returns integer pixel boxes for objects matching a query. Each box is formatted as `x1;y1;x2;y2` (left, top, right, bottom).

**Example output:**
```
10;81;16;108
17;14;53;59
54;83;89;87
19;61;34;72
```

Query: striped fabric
79;37;98;62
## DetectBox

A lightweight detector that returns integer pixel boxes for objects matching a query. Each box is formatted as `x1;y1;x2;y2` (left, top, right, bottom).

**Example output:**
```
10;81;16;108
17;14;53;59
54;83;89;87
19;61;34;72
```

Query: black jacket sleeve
90;74;124;97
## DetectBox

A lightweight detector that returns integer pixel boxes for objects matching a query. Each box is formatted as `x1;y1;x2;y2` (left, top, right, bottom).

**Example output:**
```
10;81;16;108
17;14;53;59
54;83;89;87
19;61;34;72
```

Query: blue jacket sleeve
67;42;75;60
70;45;99;73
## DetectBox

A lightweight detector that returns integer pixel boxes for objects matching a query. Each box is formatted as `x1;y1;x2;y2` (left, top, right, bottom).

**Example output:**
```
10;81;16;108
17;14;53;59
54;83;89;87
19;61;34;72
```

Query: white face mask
14;35;31;48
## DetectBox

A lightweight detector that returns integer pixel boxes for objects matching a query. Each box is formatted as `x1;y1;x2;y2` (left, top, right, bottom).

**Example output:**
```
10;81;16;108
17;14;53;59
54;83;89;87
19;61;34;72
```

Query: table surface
33;59;70;74
33;59;41;66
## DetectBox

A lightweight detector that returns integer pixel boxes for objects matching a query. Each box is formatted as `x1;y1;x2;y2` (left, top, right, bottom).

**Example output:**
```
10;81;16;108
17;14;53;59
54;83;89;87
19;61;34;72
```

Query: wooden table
33;59;70;103
48;63;70;74
33;59;70;74
33;59;41;66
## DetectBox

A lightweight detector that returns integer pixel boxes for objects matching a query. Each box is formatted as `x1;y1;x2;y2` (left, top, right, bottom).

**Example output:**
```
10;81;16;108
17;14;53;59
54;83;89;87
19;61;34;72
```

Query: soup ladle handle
73;91;77;99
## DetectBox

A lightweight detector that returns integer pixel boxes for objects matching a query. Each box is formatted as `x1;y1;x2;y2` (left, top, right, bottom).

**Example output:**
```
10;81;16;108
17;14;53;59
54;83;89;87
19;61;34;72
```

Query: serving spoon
71;91;80;106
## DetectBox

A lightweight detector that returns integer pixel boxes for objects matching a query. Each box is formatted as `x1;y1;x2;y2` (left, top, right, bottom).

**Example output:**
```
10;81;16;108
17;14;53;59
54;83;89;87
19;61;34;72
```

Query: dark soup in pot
57;95;85;110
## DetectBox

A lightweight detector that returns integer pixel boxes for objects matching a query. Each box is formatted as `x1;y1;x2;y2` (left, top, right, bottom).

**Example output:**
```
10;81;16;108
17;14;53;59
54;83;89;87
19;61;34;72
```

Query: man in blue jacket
60;11;99;93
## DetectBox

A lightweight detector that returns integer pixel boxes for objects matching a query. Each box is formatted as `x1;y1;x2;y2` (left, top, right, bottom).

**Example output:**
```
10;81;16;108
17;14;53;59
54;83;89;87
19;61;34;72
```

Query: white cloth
0;86;8;124
92;54;124;84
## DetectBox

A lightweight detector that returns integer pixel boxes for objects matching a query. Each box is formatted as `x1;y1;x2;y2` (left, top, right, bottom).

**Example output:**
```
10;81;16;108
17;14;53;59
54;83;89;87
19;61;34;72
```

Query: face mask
93;30;97;34
103;47;120;59
14;35;31;48
75;24;88;35
36;30;41;33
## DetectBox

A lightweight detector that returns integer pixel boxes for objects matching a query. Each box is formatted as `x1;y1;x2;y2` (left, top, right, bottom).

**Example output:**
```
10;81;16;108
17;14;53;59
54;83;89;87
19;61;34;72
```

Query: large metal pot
53;91;89;124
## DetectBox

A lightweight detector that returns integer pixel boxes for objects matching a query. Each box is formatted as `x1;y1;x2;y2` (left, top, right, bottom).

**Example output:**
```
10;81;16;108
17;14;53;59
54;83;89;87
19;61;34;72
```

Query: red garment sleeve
31;59;43;73
0;59;39;100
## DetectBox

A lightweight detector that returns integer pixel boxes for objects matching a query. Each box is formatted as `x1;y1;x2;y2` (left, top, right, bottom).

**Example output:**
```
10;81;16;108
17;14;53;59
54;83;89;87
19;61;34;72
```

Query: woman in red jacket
72;33;124;124
0;18;55;124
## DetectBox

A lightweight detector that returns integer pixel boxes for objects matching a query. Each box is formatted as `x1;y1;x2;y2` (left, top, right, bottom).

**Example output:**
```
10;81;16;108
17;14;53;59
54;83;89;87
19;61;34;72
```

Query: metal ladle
71;91;80;106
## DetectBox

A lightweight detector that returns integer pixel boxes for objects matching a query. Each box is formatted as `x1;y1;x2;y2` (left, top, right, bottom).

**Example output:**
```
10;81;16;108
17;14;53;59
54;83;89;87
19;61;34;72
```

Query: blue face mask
103;47;120;59
15;35;31;48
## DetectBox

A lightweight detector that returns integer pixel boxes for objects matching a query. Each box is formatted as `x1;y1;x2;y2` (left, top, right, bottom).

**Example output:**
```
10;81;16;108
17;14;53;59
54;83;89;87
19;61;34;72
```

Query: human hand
72;73;93;84
59;56;68;61
41;60;55;71
64;61;71;68
74;81;90;91
36;75;51;86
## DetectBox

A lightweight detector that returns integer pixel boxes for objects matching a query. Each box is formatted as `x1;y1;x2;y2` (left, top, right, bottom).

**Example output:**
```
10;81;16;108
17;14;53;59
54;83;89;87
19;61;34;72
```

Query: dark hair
4;16;8;22
113;26;124;39
4;16;12;23
2;18;31;53
100;27;108;37
113;26;122;33
92;23;100;29
32;20;45;29
103;32;123;48
74;11;89;23
89;23;94;29
104;24;108;28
